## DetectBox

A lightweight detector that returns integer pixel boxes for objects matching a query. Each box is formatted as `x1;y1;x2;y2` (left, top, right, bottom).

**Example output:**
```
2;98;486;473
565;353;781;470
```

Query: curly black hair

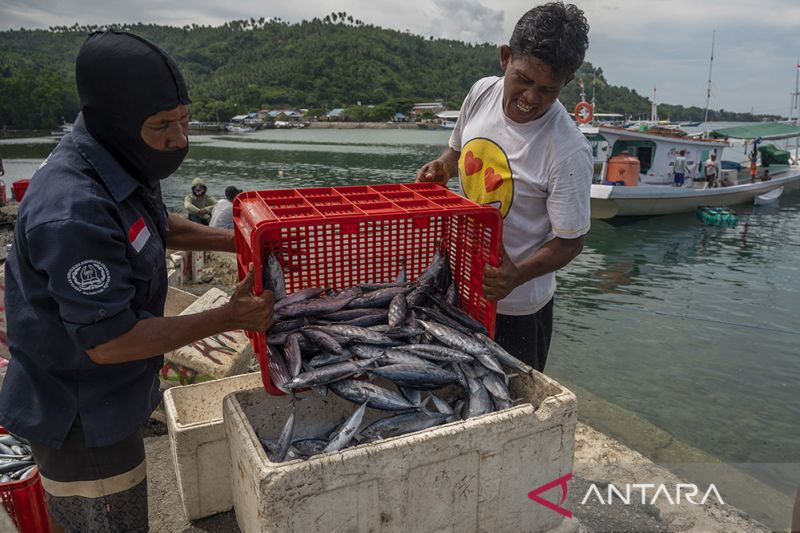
509;2;589;79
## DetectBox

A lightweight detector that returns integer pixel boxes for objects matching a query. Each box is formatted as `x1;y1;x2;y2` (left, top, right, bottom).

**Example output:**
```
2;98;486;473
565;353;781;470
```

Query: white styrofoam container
164;372;263;520
224;368;577;533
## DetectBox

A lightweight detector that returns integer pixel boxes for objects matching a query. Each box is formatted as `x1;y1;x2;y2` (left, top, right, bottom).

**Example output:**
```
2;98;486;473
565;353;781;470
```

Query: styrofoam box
164;372;263;520
224;368;577;533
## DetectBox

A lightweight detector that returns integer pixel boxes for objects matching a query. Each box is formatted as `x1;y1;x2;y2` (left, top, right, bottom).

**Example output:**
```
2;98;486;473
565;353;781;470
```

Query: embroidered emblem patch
67;260;110;295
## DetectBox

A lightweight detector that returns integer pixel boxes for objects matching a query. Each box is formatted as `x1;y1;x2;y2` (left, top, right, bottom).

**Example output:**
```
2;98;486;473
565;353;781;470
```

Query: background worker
673;149;689;187
210;185;242;229
0;31;273;532
704;151;721;188
416;2;592;373
184;177;216;225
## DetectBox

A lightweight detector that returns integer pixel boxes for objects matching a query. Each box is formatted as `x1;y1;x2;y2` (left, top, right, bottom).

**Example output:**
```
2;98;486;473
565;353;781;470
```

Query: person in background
749;148;758;183
761;169;770;181
673;149;689;187
0;30;274;532
209;185;242;229
0;155;4;176
704;151;720;188
184;177;216;225
416;2;591;373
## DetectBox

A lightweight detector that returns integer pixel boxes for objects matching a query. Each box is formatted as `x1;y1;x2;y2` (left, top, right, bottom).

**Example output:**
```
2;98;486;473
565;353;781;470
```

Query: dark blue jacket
0;114;169;448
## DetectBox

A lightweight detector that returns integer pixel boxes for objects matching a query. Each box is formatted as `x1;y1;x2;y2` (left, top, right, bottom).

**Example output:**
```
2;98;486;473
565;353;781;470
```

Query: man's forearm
515;236;584;283
85;306;236;364
439;147;460;178
167;213;235;252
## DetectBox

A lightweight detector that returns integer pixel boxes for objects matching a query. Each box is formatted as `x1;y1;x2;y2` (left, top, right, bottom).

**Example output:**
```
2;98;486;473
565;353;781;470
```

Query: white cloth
449;76;592;315
673;156;688;174
704;158;720;179
209;199;233;229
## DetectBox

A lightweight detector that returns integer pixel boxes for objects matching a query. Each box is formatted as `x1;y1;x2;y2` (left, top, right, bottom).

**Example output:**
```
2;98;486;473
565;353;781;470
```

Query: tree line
0;13;780;130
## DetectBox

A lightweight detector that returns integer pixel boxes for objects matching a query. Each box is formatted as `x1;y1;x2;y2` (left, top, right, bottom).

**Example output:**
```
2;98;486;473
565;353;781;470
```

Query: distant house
230;112;261;127
393;112;408;122
412;102;446;117
323;108;346;121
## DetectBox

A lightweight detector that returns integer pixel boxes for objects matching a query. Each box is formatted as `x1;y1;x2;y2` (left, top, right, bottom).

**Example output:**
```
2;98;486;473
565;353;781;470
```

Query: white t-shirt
209;199;233;229
449;76;592;315
704;158;720;179
674;156;688;174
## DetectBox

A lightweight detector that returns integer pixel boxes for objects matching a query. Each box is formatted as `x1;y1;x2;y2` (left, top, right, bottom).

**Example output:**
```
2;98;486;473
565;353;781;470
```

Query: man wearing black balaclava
0;31;274;531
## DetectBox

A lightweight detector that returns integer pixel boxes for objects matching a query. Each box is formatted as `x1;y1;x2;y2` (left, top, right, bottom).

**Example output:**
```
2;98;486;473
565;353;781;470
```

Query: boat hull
591;170;800;219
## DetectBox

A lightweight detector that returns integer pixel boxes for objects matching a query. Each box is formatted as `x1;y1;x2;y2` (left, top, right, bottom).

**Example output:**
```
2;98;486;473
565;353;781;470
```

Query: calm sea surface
1;124;798;512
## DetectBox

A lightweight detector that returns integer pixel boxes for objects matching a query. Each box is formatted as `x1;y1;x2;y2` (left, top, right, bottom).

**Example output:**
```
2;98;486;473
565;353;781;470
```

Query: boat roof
710;122;800;141
593;125;728;146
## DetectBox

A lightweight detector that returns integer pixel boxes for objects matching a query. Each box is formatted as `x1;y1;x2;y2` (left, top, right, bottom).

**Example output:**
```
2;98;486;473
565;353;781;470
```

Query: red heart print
484;167;503;192
464;151;483;176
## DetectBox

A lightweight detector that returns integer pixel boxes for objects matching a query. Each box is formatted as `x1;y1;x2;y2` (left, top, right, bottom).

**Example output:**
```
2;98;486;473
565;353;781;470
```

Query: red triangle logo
528;472;572;518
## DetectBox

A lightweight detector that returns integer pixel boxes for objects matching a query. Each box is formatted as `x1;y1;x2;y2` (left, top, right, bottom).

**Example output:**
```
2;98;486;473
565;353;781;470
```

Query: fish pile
0;434;36;484
259;246;528;463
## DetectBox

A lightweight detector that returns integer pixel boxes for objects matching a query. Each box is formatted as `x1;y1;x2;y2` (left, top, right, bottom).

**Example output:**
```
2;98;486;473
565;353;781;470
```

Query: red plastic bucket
0;428;50;533
12;179;31;202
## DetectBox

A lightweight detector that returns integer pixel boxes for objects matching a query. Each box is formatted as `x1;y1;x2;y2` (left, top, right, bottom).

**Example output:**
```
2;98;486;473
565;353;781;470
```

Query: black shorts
493;298;554;372
30;418;148;533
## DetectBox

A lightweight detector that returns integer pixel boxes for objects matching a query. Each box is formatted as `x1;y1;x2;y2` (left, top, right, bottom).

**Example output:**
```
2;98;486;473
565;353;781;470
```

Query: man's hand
483;247;524;302
416;159;451;186
198;208;207;215
225;265;274;332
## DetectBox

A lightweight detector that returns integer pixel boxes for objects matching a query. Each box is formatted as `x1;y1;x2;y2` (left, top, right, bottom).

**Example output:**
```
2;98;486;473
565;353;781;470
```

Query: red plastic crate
233;182;503;395
0;428;50;533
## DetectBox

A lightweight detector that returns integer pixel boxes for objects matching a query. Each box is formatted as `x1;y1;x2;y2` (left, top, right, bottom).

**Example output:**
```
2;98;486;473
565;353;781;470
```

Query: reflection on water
2;128;798;500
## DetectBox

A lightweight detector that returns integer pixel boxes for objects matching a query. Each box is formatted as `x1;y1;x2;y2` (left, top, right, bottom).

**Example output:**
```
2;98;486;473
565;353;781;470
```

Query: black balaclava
76;30;191;187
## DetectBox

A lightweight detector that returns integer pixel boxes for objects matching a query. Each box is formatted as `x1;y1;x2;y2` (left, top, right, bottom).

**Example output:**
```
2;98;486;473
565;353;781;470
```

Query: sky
1;0;799;117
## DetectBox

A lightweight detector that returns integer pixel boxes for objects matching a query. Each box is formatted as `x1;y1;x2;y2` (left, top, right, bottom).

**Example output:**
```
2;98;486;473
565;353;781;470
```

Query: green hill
0;14;780;130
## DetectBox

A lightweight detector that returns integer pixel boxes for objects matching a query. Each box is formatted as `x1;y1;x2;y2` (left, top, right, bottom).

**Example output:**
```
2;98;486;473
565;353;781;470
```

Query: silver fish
368;363;460;390
310;324;394;345
302;328;344;354
444;282;458;306
360;411;449;440
429;295;488;334
284;333;303;377
323;308;387;322
414;306;472;335
267;345;292;393
428;392;454;416
329;379;416;411
379;348;436;367
406;286;430;307
285;361;364;389
273;287;326;312
347;286;412;309
264;253;286;300
395;344;474;364
291;438;328;457
276;286;362;319
473;333;529;373
481;371;512;402
272;399;296;463
270;317;308;334
388;293;409;328
308;352;352;368
324;402;368;453
350;344;386;360
399;387;423;406
417;320;489;357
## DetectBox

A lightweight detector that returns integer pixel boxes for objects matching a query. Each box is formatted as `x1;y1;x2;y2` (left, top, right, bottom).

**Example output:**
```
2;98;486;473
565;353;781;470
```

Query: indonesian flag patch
128;217;151;253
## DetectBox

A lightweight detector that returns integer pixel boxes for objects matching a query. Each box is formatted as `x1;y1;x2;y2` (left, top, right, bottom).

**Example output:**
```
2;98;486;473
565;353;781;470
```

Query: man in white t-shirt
416;2;591;372
209;185;242;229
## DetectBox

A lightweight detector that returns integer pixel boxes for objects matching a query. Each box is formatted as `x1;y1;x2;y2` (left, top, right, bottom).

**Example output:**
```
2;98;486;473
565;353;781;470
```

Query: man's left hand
483;247;523;302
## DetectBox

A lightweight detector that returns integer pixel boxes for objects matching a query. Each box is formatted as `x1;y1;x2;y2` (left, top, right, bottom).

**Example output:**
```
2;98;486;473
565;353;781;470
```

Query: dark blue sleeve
26;219;141;350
